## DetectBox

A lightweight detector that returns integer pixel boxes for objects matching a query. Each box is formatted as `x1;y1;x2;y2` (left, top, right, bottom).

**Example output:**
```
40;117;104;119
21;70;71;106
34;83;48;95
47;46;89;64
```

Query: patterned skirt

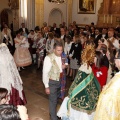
70;58;80;69
14;47;32;67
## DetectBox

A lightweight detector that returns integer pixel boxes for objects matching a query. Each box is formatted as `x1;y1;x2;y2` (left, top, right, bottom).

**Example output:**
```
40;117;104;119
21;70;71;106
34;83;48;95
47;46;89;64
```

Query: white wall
72;0;103;25
44;0;67;27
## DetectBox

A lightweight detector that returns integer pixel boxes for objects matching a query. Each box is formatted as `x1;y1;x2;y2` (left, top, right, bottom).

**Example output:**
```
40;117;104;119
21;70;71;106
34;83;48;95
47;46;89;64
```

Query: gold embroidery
70;80;99;114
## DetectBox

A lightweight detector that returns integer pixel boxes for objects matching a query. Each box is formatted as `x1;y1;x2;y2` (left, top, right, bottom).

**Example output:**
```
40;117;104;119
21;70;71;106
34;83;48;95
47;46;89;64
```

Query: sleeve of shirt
43;56;52;88
113;40;119;49
64;42;67;55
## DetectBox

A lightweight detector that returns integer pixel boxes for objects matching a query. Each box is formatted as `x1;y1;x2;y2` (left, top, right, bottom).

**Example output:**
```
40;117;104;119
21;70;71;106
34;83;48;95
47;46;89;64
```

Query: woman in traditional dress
36;31;46;69
1;26;14;54
14;31;32;71
57;41;100;120
92;51;108;89
0;43;27;106
46;32;54;54
94;49;120;120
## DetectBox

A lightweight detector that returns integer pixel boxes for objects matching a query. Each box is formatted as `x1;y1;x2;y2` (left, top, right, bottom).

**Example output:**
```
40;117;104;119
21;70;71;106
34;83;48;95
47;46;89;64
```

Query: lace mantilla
79;63;92;74
0;43;23;100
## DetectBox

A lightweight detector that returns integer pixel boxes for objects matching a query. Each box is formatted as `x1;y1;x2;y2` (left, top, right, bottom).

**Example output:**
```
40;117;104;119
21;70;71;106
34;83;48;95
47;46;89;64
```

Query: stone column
67;0;73;25
35;0;44;27
27;0;35;30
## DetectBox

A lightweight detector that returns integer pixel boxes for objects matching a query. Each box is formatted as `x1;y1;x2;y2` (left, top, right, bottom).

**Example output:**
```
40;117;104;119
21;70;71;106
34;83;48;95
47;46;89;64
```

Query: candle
103;15;105;23
107;15;109;24
111;15;113;24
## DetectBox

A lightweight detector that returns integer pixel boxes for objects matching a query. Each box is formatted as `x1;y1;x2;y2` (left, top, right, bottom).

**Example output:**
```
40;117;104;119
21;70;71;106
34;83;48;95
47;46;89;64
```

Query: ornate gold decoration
48;0;66;4
81;41;95;67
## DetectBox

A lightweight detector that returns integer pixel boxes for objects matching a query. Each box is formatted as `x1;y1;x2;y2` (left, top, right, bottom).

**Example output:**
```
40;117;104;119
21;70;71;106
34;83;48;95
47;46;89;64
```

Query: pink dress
14;36;32;67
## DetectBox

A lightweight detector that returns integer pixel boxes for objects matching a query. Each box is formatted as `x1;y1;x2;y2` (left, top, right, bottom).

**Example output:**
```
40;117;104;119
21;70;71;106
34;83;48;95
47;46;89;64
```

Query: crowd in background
0;20;120;119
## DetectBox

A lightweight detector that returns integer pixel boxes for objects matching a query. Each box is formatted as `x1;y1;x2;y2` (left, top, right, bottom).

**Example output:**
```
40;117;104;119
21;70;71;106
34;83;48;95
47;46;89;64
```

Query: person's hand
45;87;50;94
62;64;66;69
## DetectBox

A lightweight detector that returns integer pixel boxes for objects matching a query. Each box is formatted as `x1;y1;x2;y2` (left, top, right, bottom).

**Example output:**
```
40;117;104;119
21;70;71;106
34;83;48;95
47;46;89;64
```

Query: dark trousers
49;80;60;120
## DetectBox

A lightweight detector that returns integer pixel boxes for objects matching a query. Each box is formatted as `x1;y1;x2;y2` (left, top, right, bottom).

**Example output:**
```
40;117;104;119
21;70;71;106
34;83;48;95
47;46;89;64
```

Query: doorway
48;8;64;27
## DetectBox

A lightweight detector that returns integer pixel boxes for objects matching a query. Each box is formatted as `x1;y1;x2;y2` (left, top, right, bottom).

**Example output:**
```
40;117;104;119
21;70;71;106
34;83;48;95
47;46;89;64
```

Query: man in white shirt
107;29;119;49
43;41;66;120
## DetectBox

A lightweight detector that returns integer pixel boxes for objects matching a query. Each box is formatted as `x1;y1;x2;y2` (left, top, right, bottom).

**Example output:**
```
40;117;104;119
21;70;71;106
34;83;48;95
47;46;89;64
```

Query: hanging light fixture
48;0;66;4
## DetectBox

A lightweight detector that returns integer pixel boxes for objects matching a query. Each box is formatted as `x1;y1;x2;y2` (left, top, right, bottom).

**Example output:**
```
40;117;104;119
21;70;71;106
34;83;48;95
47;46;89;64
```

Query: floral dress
36;38;46;61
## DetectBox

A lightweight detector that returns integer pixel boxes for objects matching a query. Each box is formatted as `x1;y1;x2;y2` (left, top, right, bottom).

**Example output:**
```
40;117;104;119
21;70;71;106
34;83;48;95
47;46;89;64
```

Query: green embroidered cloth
68;70;101;114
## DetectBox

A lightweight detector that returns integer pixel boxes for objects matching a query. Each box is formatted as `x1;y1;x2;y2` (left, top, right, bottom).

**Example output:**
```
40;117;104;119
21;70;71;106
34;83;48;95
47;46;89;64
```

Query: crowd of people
0;20;120;120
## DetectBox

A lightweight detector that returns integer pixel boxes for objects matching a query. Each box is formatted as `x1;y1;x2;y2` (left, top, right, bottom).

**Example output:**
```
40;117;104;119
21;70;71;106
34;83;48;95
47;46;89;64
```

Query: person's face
17;33;21;37
0;95;9;105
102;29;107;34
91;27;95;32
22;23;25;28
65;30;69;35
53;23;56;27
44;27;48;33
4;27;7;31
84;36;87;42
30;31;34;35
108;31;114;38
60;28;65;35
73;36;76;42
85;26;89;30
98;40;102;45
38;33;42;38
95;30;99;35
54;46;63;56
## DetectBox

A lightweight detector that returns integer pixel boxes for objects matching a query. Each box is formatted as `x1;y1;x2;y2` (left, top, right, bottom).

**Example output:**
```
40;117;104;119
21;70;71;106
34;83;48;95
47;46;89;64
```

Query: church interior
0;0;120;120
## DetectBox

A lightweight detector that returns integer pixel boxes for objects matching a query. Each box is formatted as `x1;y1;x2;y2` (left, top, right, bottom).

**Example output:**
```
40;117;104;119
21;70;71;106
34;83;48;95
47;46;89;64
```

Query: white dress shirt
109;37;119;49
43;55;62;88
61;35;64;40
64;42;73;55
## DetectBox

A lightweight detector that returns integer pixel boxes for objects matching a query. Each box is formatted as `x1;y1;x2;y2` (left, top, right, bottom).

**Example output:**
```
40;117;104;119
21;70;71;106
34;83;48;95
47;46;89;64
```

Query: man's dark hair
53;41;63;49
95;51;104;69
0;104;21;120
30;30;34;32
0;88;8;101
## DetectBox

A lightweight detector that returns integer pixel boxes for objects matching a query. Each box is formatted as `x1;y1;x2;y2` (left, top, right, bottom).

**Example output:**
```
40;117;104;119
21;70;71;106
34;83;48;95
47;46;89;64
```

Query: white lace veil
0;43;23;100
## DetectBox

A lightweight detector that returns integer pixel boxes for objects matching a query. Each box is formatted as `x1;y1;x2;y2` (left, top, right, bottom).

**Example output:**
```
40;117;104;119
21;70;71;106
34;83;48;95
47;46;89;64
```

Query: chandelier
48;0;66;4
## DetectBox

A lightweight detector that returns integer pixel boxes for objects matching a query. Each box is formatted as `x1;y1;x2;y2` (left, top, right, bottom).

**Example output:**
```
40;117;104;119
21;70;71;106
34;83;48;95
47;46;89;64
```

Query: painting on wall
78;0;96;14
11;0;19;9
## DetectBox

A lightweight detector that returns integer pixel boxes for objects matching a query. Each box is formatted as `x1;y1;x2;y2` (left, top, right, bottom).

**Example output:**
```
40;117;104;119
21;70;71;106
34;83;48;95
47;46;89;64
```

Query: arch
1;8;13;28
48;8;64;27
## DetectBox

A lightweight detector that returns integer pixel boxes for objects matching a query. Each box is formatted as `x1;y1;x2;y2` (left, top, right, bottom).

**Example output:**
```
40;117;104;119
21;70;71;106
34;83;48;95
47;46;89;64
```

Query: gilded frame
78;0;96;14
11;0;19;9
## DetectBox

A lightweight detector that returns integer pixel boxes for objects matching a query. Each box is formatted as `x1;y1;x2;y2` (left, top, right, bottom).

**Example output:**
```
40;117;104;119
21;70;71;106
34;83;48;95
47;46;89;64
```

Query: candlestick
111;15;113;24
107;15;109;24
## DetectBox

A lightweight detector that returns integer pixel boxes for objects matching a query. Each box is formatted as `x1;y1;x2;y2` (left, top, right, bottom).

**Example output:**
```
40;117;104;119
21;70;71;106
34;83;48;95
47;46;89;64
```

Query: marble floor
20;65;72;120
